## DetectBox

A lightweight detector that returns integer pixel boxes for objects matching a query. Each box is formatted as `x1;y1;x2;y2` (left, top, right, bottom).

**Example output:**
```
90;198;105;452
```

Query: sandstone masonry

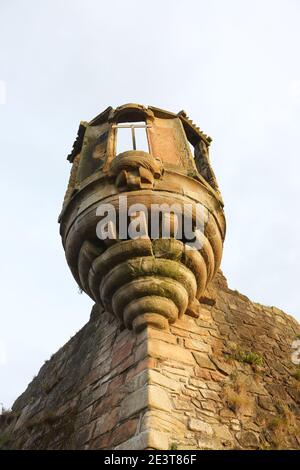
1;271;299;450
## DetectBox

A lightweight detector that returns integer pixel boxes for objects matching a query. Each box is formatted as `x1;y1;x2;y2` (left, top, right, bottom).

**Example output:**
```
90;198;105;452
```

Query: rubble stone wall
1;271;299;450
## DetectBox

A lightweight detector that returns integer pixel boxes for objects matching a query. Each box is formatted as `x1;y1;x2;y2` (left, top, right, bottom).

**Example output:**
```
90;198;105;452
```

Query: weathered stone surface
113;432;149;451
258;396;276;412
111;342;134;369
148;385;172;412
1;272;299;450
210;356;234;375
141;410;186;435
200;389;221;401
149;370;181;392
108;419;138;447
188;418;213;435
185;338;212;353
124;369;148;393
236;431;260;449
193;352;216;370
148;339;195;364
213;424;234;446
189;377;207;389
114;430;169;450
172;397;192;411
92;408;119;437
146;327;177;344
119;386;148;420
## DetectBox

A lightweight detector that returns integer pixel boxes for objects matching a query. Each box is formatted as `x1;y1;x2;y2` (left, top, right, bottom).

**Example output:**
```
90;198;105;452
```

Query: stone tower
1;104;299;450
59;103;225;332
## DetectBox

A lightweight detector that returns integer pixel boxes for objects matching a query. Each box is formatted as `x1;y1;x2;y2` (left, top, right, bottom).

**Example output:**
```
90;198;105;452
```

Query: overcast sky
0;0;299;409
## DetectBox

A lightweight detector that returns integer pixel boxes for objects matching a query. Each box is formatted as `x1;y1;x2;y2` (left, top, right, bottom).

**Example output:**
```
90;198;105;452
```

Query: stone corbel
110;151;163;190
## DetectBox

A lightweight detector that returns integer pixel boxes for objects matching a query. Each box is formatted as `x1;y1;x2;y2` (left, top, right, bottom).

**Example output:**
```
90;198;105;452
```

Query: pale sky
0;0;299;409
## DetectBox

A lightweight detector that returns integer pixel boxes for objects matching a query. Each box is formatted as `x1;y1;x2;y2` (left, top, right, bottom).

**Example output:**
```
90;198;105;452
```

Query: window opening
113;122;151;153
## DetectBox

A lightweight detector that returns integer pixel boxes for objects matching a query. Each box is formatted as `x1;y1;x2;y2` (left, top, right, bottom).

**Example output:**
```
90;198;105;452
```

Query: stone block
172;318;203;334
210;356;234;375
107;373;125;394
79;381;109;410
114;430;169;450
124;369;148;393
111;341;134;368
148;340;195;365
141;410;186;434
185;338;211;353
236;431;259;448
172;397;191;411
197;436;218;450
201;400;217;412
119;386;148;420
148;385;172;412
182;388;199;398
75;424;94;447
247;379;268;395
149;370;181;392
209;370;225;382
200;389;220;401
258;396;276;411
170;326;190;337
92;390;124;419
147;327;177;344
134;339;148;363
109;418;139;447
189;377;207;389
213;424;234;446
163;365;192;376
188;418;213;435
126;357;156;381
193;352;216;370
93;407;120;437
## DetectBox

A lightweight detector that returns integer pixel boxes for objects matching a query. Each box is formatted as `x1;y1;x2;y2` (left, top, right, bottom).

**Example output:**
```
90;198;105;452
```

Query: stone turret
1;105;299;451
59;104;226;332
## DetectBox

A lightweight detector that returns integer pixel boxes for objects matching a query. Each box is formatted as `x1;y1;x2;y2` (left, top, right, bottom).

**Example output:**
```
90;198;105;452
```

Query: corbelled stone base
1;271;299;450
